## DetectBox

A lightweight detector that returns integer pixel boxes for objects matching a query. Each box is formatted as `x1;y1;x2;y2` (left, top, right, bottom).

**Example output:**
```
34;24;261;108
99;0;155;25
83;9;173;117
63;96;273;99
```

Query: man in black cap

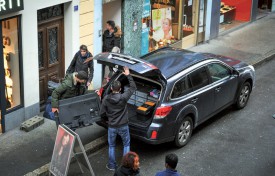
51;71;88;113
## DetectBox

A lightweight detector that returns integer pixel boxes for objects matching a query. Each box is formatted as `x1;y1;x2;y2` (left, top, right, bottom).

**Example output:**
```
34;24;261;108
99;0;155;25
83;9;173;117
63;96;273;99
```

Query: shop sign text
0;0;24;16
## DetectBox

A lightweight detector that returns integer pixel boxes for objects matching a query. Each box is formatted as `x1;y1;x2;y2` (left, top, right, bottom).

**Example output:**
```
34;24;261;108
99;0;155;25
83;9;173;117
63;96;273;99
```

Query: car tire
235;82;251;109
174;116;193;148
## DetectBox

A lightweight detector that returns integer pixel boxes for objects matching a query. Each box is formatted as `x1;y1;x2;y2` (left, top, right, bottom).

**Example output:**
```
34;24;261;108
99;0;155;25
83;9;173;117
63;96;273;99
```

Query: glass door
182;0;199;48
197;0;206;44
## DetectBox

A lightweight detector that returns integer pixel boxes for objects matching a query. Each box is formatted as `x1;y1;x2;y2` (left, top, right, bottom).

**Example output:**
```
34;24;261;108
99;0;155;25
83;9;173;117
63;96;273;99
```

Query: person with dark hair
114;151;141;176
100;67;136;171
66;44;94;87
102;20;122;80
155;153;181;176
103;20;122;52
50;133;72;174
51;71;88;113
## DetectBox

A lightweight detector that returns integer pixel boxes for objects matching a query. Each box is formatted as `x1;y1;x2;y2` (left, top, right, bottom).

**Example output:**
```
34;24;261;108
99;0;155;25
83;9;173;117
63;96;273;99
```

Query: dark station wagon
94;47;255;147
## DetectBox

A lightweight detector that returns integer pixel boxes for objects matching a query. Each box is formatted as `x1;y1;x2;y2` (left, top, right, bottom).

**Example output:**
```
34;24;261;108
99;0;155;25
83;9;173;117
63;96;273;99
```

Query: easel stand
49;125;95;176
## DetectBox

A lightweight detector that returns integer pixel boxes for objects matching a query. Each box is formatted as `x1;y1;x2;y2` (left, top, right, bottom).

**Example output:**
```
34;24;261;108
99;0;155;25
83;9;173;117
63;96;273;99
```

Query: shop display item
150;89;160;99
136;101;156;115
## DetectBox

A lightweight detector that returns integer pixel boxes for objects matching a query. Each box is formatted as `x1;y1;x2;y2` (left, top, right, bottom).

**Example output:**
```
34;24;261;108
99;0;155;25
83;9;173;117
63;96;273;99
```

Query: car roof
141;47;209;78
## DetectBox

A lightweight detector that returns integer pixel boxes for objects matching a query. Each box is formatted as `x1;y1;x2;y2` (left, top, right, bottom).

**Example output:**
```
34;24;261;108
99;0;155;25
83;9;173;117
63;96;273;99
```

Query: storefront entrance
37;5;65;108
219;0;252;33
182;0;197;48
257;0;273;19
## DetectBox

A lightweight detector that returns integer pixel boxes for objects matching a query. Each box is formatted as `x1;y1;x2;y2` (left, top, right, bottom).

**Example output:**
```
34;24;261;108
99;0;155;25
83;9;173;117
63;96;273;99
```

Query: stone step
20;116;44;132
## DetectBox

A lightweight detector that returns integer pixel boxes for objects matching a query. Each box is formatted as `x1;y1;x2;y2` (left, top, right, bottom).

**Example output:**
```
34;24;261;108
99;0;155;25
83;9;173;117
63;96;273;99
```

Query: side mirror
232;69;239;76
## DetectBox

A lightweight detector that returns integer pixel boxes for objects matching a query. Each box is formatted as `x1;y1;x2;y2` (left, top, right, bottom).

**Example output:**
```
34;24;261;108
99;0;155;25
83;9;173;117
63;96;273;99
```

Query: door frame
38;16;65;108
181;0;200;48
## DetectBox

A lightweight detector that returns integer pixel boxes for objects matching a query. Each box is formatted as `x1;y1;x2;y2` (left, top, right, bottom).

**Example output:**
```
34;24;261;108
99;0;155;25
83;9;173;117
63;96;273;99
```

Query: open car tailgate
94;52;161;75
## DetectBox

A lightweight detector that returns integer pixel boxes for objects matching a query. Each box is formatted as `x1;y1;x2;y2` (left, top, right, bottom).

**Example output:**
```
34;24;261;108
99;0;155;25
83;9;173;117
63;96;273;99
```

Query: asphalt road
68;57;275;176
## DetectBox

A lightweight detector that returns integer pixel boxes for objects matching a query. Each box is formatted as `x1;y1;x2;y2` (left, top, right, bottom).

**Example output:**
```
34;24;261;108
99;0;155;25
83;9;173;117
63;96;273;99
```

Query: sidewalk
0;118;107;176
1;12;275;176
189;12;275;67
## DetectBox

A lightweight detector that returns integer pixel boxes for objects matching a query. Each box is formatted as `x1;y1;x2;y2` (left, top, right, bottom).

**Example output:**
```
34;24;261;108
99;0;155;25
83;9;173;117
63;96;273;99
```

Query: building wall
122;0;143;57
103;0;122;29
0;0;80;131
79;0;94;53
93;0;103;89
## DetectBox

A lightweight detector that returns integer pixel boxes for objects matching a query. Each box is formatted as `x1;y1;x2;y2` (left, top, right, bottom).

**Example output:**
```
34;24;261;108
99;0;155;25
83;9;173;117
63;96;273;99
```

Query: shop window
219;0;252;32
141;0;183;54
2;17;22;110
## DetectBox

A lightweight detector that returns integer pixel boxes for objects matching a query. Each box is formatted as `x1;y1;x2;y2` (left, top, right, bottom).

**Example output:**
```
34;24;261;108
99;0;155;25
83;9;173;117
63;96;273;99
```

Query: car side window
171;76;192;99
189;67;209;91
207;63;231;82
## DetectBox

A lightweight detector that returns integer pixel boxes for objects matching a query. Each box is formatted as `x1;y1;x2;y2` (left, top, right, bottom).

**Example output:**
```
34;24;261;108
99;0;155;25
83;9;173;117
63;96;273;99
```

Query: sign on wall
0;0;24;16
141;27;149;55
152;8;172;42
142;0;150;18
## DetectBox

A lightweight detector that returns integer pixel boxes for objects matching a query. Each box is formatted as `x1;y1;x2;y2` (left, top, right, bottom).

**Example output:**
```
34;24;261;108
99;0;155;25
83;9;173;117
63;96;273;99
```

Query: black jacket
114;166;140;176
100;75;136;128
102;26;122;52
66;51;94;83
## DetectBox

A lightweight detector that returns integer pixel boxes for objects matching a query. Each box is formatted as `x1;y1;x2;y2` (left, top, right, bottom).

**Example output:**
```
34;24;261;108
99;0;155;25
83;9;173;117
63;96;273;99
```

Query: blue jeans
108;125;130;169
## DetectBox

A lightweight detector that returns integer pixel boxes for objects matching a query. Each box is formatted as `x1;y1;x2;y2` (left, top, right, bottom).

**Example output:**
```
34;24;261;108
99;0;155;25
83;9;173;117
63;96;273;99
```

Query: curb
251;52;275;68
24;134;108;176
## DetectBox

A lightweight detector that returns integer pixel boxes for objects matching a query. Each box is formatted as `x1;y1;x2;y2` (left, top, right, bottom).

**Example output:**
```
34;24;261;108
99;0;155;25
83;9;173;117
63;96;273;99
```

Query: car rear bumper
129;123;175;145
97;120;175;145
130;132;175;144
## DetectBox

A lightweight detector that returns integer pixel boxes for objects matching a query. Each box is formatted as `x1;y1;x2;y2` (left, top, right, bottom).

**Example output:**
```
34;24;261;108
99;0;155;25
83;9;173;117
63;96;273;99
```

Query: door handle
191;97;198;103
215;87;221;92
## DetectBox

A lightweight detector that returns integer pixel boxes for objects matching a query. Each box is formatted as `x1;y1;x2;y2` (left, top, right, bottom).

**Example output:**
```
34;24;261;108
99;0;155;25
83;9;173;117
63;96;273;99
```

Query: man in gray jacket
100;67;136;171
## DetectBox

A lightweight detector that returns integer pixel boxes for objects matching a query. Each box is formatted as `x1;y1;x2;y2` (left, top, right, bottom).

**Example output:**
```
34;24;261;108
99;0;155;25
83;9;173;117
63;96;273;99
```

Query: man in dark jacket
155;153;181;176
102;20;122;52
51;71;88;113
100;67;136;171
102;20;122;80
66;45;94;87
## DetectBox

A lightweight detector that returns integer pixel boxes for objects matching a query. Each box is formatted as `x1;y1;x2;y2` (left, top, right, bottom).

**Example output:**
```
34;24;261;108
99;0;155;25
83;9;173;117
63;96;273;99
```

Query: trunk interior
117;74;162;127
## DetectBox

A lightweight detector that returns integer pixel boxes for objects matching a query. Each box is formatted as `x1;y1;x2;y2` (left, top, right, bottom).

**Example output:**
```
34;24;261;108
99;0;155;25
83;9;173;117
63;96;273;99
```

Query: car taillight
151;130;158;139
154;106;172;119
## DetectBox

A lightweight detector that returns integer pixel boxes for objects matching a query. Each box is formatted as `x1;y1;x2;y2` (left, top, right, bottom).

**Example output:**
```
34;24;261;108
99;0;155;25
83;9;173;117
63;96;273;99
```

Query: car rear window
171;76;192;99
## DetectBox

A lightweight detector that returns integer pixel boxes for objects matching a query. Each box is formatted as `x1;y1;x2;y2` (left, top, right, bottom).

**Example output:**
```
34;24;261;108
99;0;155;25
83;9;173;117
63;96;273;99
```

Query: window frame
188;66;210;91
1;15;24;115
206;61;233;84
170;65;211;100
171;75;192;99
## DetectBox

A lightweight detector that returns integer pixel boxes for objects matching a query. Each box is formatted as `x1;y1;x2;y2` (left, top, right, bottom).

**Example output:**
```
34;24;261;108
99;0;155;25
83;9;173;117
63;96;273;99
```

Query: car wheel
236;82;251;109
174;116;193;148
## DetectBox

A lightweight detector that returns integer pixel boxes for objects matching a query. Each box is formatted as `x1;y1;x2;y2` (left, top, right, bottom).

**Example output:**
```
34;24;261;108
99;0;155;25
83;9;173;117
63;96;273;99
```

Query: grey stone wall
122;0;143;57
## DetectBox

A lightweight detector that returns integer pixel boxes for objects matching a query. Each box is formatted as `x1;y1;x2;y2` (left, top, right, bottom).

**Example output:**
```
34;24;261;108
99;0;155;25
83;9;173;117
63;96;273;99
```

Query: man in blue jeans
100;66;136;171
